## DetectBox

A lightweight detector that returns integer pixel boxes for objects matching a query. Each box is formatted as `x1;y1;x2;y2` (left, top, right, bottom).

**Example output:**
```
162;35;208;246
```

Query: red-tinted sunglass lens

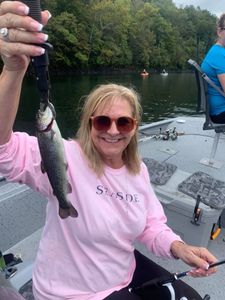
93;116;111;131
117;117;134;132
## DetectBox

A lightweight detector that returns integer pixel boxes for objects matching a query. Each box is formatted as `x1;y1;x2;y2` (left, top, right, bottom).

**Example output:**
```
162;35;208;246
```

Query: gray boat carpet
143;157;177;185
178;171;225;209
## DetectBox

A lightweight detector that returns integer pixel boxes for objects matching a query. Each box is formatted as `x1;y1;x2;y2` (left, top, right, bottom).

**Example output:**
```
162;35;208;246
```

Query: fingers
179;245;218;278
0;1;40;31
201;247;218;264
7;29;48;44
0;39;45;57
188;247;211;269
0;1;51;30
173;242;218;277
0;1;51;58
0;28;47;57
188;265;217;278
0;13;43;33
193;247;217;268
195;247;217;276
42;10;51;26
0;1;29;16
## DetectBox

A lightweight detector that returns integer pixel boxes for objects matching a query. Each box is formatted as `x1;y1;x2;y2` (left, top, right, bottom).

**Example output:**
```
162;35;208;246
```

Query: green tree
38;0;218;71
47;12;89;68
129;3;158;67
89;0;132;67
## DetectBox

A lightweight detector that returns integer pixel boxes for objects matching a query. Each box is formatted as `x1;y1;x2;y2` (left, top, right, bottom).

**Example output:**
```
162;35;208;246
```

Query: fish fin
59;208;70;219
40;161;46;173
67;182;72;194
69;205;78;218
59;204;78;219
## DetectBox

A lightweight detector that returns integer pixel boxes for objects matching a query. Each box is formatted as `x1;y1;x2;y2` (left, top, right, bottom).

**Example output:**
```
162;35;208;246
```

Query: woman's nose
107;120;119;134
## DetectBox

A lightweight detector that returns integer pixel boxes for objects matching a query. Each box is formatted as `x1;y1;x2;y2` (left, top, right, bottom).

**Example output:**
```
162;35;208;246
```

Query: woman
201;13;225;123
0;1;217;300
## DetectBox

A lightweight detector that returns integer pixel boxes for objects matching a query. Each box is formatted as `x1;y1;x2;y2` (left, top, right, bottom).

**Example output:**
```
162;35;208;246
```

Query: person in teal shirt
201;13;225;123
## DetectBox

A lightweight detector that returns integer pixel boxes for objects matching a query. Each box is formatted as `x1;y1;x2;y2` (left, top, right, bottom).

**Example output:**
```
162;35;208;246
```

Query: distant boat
160;69;168;76
140;69;149;76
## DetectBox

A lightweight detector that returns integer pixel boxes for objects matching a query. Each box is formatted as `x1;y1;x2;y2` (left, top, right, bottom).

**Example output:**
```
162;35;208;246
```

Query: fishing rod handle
20;0;52;101
21;0;42;24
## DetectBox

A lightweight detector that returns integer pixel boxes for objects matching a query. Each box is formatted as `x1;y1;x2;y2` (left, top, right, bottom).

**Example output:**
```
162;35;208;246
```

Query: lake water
15;72;199;139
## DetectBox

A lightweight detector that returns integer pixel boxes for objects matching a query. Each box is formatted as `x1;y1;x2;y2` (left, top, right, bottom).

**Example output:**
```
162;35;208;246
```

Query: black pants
210;111;225;124
104;250;203;300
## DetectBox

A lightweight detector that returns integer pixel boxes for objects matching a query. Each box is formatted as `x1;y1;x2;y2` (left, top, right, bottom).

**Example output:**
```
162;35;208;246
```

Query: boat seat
188;58;225;168
178;171;225;210
143;157;177;185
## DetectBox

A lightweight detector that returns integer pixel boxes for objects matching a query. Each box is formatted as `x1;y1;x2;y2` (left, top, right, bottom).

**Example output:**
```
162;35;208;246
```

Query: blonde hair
76;83;142;175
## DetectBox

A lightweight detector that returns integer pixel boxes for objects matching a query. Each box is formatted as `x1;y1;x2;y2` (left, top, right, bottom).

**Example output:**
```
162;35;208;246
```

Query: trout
36;102;78;219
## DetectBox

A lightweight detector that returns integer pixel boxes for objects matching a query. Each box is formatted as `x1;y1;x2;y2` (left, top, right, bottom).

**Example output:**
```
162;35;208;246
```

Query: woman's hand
171;240;217;277
0;1;51;71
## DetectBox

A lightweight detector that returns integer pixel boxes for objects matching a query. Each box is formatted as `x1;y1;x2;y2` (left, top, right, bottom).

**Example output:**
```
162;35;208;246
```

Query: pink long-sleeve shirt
0;132;182;300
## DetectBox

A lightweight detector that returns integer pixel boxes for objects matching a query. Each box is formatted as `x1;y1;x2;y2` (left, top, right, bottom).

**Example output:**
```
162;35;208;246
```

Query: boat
1;116;225;299
140;72;149;76
140;69;149;76
161;69;168;76
137;116;225;299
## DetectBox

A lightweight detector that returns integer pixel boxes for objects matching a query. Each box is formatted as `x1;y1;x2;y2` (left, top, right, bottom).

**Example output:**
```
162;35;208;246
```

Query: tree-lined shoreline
1;0;217;72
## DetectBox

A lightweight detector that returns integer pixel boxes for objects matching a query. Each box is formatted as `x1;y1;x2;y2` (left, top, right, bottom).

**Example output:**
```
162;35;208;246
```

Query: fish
36;102;78;219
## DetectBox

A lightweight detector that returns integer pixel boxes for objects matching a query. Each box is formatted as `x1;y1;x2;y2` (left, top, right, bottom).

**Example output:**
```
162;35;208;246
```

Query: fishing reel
0;251;22;279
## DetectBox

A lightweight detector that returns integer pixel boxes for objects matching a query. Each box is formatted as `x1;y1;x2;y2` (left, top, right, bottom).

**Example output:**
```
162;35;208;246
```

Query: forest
4;0;220;72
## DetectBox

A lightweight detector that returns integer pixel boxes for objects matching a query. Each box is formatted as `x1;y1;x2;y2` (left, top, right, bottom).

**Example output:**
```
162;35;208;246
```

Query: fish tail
69;205;79;218
59;205;78;219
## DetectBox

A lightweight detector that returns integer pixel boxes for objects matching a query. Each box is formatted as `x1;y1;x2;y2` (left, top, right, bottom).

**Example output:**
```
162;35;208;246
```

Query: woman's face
218;26;225;46
90;97;137;169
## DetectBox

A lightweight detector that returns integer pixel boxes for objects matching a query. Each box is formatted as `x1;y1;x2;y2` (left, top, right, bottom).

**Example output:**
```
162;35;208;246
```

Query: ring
0;27;9;40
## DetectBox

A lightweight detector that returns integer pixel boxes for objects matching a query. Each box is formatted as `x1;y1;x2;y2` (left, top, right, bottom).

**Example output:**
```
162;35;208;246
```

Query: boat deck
139;116;225;178
138;116;225;299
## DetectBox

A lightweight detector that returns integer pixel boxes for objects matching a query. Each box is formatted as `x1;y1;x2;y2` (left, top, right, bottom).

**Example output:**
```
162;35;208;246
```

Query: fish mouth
36;104;55;132
36;118;54;132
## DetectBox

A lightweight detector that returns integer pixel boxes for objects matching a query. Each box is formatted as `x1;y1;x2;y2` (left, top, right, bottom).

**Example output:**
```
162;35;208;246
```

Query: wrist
3;65;27;76
1;66;26;85
170;240;185;259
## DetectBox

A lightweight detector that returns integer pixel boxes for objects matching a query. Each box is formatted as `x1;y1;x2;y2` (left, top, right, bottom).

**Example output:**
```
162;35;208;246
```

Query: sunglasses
90;115;136;133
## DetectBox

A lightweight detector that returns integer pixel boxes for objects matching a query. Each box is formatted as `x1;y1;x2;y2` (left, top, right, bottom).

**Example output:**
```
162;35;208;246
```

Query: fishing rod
130;259;225;296
175;259;225;281
21;0;53;106
20;1;78;219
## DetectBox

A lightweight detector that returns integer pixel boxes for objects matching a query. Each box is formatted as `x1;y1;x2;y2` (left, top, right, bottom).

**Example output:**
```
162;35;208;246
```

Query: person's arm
218;73;225;93
140;163;218;278
0;67;27;144
170;240;217;277
0;1;50;145
137;164;184;257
